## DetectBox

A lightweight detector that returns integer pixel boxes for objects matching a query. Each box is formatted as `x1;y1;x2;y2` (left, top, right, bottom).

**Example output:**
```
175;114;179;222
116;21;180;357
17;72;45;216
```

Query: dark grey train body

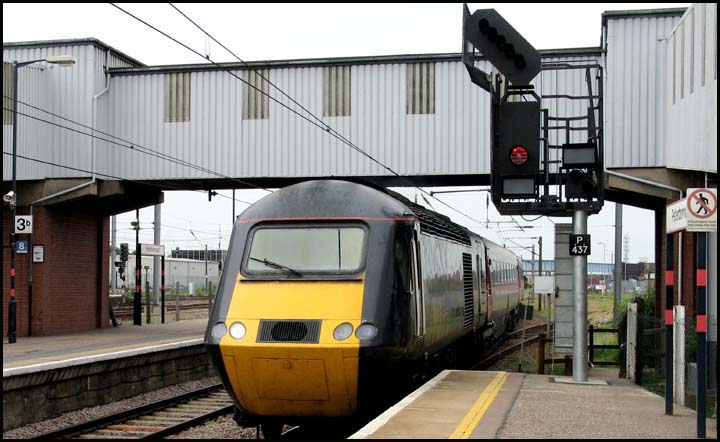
205;179;523;427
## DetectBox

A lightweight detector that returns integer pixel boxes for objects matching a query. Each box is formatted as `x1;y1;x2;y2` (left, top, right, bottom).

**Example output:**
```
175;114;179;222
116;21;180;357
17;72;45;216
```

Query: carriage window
246;226;366;275
395;236;413;292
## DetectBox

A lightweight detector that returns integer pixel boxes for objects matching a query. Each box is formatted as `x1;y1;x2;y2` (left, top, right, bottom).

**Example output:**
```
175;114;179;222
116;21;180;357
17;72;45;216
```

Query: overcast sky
3;3;689;264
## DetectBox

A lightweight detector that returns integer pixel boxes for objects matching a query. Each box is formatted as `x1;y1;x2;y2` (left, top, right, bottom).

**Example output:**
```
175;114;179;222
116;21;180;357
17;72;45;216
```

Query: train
204;179;523;437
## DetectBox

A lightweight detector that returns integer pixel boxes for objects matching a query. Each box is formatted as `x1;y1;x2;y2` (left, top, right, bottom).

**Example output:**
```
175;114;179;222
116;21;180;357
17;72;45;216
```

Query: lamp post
607;249;613;296
7;56;75;344
597;241;607;296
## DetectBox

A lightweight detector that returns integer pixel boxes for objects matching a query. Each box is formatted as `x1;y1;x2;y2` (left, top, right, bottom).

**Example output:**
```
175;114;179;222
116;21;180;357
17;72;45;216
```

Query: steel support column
573;210;588;382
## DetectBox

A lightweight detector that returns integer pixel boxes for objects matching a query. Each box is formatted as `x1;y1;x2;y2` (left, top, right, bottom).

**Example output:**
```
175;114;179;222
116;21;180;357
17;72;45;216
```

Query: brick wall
3;205;109;337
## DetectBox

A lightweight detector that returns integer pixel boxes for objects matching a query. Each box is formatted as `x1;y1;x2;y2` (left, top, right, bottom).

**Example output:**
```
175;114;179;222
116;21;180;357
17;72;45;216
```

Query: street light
597;241;606;296
7;56;75;344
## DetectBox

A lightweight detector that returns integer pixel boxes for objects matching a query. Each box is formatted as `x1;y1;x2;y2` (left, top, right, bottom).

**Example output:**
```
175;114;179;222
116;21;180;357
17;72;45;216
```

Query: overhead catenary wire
3;150;234;247
1;150;240;205
3;98;267;198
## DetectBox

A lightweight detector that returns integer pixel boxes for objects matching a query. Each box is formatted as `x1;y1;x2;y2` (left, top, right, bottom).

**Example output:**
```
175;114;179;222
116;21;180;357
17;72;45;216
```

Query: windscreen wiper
249;257;303;277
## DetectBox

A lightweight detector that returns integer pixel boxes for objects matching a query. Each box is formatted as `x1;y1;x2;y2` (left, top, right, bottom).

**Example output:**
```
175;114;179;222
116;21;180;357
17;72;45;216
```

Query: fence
588;325;620;367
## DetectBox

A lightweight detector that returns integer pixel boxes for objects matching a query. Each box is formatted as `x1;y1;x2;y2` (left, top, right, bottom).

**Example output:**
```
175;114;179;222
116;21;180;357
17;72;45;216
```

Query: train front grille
257;320;321;343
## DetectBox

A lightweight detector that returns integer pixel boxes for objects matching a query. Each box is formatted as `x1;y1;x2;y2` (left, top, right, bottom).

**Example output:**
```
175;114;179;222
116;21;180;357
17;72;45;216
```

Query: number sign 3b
15;215;33;234
569;234;591;256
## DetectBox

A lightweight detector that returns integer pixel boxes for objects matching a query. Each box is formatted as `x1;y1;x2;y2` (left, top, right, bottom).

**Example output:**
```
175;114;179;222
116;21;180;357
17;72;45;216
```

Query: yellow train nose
220;344;359;417
218;279;365;417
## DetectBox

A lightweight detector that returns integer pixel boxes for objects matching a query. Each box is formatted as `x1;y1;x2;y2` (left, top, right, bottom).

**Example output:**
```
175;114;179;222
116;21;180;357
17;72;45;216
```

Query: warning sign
686;188;717;232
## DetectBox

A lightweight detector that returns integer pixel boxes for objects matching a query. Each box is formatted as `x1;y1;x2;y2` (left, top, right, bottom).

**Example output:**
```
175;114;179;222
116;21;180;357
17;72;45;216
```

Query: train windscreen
245;226;366;275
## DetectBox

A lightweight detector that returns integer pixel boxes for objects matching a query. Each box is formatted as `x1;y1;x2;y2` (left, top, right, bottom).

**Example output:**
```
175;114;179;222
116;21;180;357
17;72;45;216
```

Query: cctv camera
3;190;16;203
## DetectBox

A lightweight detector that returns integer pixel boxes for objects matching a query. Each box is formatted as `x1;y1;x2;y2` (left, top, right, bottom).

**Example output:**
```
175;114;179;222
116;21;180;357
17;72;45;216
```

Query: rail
31;384;233;439
473;324;548;370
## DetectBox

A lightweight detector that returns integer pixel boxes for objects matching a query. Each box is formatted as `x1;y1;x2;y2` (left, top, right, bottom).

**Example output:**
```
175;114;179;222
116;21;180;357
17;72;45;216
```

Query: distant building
171;249;227;270
115;256;220;293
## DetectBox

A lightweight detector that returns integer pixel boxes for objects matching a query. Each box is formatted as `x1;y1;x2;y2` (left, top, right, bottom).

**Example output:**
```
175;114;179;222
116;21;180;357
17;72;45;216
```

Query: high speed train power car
205;179;523;436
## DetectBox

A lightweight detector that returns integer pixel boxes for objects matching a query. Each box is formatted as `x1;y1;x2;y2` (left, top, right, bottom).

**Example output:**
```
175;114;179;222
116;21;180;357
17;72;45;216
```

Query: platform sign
16;240;28;254
569;234;591;256
15;215;33;234
534;276;554;294
666;198;688;233
686;188;716;232
33;245;45;263
140;243;165;256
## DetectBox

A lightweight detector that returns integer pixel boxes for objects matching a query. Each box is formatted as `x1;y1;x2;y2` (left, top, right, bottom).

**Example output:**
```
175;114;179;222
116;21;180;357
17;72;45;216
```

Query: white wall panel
3;41;139;181
604;12;684;168
666;3;717;173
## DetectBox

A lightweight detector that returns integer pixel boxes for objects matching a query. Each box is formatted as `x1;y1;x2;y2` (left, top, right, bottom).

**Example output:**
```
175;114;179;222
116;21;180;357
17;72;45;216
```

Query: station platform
3;317;207;373
351;367;717;439
3;318;211;431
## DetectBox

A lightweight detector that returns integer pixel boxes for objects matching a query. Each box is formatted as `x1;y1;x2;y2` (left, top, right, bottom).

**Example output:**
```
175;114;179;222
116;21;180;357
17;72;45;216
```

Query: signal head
464;8;541;84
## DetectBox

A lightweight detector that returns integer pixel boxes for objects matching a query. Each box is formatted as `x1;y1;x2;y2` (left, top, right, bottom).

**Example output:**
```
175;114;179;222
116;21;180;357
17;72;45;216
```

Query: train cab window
245;225;366;276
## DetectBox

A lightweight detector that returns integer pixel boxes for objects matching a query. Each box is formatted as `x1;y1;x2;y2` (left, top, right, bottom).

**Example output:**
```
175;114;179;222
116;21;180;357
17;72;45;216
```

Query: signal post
462;4;604;384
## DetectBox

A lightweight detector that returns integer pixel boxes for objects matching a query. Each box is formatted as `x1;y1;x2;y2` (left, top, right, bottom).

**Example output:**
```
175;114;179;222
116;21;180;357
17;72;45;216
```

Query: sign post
572;210;589;383
135;243;165;325
667;188;716;436
686;188;715;439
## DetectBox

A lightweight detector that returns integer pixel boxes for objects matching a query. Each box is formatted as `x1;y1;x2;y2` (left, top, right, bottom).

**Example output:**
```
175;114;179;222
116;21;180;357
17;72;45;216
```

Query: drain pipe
30;51;112;206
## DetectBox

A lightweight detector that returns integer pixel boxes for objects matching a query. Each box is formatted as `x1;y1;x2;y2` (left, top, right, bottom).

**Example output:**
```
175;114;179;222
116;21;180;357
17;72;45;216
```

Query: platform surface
2;318;207;372
351;367;717;439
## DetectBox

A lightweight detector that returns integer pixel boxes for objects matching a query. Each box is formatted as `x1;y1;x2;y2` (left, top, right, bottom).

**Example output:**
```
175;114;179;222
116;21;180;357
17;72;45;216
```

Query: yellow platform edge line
449;372;509;439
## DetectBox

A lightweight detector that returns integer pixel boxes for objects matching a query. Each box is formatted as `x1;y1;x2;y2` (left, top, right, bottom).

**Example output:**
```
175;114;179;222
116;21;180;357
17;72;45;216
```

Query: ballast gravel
2;376;221;439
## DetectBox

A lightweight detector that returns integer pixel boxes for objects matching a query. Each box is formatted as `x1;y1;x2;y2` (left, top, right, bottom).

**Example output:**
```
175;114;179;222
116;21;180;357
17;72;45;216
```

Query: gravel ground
2;376;221;439
167;415;260;439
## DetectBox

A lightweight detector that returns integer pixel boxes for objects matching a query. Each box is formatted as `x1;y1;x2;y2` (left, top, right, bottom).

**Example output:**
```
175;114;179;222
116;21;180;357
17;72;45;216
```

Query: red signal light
510;145;528;165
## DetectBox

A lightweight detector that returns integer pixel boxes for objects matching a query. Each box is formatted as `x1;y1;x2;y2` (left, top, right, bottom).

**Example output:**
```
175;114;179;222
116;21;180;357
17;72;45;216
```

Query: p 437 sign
569;234;591;256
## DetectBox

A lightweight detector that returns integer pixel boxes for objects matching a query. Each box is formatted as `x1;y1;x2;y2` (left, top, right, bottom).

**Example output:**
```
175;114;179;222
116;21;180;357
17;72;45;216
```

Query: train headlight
211;322;227;339
333;322;354;341
229;322;247;339
355;323;378;340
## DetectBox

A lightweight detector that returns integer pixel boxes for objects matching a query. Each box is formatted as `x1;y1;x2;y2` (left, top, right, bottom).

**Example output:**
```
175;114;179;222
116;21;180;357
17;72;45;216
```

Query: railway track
113;302;209;319
473;323;551;370
31;385;233;439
